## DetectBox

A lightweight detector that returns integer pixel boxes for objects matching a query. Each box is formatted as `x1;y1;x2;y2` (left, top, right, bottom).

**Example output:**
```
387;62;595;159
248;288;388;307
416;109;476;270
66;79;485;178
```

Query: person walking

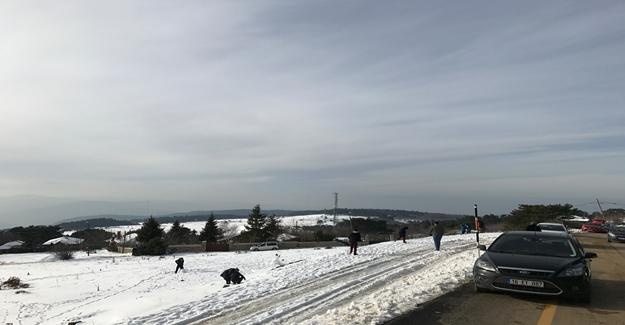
398;226;408;243
430;221;445;251
174;257;184;274
348;229;362;255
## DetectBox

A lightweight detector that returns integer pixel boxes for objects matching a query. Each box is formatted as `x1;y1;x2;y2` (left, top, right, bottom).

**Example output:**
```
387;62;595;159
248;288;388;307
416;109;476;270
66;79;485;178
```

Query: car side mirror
584;252;598;259
477;244;487;251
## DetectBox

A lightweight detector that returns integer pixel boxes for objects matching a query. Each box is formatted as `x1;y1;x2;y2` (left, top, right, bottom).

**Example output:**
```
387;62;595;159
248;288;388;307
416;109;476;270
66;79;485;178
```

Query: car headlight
608;232;615;236
558;263;585;277
475;259;497;272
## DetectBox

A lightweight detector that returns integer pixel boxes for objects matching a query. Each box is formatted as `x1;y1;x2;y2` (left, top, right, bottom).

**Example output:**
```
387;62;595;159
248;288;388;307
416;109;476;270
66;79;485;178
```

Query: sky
1;0;625;226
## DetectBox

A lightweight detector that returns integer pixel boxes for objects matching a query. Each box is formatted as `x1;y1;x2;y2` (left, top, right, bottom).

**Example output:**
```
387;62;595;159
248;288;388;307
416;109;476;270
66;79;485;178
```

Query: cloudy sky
1;0;625;225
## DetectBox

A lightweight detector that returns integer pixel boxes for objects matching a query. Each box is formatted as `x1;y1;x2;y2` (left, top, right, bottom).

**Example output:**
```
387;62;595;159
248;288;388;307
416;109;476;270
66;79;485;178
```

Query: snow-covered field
1;233;500;325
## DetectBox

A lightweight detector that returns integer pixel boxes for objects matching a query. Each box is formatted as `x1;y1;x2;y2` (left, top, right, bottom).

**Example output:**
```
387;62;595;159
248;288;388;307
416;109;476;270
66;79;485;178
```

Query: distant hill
57;218;138;231
55;208;464;230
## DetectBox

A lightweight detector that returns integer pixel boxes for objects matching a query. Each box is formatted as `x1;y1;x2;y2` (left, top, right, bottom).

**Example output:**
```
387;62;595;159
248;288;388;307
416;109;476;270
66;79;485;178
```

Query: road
386;233;625;325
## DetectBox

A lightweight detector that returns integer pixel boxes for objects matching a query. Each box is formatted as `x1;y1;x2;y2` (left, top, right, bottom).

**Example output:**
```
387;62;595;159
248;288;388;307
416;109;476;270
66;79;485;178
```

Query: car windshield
489;234;579;257
539;224;565;231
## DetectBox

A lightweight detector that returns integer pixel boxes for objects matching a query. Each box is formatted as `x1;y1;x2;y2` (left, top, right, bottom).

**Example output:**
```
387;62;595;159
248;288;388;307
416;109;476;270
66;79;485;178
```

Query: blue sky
1;0;624;224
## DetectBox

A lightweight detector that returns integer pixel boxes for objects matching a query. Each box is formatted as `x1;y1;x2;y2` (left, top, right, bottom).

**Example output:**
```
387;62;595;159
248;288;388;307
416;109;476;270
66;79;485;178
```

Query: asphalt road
386;233;625;325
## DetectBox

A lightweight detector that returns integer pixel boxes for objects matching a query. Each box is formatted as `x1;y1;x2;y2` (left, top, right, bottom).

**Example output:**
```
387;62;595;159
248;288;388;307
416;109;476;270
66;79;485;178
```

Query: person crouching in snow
221;268;246;285
174;257;184;274
348;229;362;255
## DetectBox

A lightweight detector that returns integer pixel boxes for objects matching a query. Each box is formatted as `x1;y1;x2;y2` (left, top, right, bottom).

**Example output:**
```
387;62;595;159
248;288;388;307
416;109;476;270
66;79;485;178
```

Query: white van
249;241;279;251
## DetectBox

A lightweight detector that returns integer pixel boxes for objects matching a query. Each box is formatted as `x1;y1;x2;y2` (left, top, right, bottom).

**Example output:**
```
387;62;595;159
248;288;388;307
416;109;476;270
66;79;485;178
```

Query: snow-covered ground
0;233;500;325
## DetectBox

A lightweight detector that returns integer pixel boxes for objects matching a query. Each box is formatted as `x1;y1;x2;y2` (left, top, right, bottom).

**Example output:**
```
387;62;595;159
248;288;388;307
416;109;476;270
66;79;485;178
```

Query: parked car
249;241;279;251
607;223;625;243
537;223;568;233
581;223;608;233
473;231;597;302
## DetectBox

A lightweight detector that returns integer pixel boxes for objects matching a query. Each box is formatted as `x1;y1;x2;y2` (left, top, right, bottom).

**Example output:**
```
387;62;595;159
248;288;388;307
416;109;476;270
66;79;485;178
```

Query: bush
1;276;30;289
55;250;75;260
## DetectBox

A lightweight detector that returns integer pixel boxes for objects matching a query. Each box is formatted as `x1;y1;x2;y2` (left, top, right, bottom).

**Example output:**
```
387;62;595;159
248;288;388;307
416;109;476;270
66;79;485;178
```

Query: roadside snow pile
0;233;500;325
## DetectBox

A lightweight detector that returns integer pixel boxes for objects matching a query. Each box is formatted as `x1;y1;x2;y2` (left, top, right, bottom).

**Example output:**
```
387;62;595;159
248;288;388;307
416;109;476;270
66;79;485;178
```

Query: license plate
509;279;544;288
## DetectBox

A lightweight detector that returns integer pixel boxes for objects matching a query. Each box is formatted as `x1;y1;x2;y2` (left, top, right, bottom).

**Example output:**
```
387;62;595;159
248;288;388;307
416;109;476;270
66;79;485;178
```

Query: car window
489;234;579;257
538;224;565;231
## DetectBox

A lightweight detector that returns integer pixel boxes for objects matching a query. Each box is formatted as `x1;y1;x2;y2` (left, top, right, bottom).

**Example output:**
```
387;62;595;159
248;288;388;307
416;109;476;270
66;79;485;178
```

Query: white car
249;241;279;251
537;222;568;233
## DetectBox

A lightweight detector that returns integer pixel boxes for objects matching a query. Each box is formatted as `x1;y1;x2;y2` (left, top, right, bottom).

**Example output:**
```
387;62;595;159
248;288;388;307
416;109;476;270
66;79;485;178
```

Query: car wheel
608;236;612;243
474;282;487;293
272;247;278;250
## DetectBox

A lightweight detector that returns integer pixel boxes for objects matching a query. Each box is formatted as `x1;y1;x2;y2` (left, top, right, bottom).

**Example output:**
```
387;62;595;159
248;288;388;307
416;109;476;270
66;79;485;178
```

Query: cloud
1;0;625;225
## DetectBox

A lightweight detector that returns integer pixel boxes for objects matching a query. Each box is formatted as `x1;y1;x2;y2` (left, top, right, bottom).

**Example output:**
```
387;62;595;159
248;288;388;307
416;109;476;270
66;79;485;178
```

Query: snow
0;232;500;325
42;236;84;246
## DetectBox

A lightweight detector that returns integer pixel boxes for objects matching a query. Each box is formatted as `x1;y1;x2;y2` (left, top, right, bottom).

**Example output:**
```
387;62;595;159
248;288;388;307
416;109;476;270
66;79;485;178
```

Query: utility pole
333;192;338;225
596;198;606;219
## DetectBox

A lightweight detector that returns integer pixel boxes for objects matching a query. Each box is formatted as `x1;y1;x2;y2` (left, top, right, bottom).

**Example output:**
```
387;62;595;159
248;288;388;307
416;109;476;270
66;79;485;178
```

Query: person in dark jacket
221;268;246;285
174;257;184;274
398;226;408;243
429;221;445;251
348;229;362;255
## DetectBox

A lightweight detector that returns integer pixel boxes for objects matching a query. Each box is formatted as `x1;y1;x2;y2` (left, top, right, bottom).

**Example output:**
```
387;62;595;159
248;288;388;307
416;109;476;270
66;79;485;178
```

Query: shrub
1;276;30;289
55;250;75;260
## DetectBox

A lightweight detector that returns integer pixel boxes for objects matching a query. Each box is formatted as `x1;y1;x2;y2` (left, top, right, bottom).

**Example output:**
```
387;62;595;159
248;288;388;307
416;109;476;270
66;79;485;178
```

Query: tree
199;213;223;250
504;204;584;230
165;220;194;245
72;228;113;250
135;217;167;255
9;225;63;252
264;215;282;240
245;204;267;242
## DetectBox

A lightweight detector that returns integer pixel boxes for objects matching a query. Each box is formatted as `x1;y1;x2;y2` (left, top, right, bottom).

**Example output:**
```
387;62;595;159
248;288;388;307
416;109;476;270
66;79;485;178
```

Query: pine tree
264;214;282;240
135;216;167;255
199;213;223;251
166;220;193;245
245;204;267;242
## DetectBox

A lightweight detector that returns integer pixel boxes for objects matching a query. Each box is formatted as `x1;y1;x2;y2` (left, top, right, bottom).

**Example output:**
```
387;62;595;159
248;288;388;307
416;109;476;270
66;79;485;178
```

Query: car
581;223;608;233
537;223;568;233
607;223;625;243
473;231;597;302
249;241;279;251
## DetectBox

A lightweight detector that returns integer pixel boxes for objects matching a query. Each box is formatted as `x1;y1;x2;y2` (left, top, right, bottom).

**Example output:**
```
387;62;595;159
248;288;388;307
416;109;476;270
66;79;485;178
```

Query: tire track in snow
194;243;475;325
130;249;418;325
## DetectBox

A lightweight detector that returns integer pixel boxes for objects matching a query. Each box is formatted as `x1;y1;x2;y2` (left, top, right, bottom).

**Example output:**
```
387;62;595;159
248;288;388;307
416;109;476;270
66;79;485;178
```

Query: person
430;221;445;251
526;223;541;231
220;268;246;285
174;257;184;274
274;253;284;267
348;228;362;255
398;226;408;243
